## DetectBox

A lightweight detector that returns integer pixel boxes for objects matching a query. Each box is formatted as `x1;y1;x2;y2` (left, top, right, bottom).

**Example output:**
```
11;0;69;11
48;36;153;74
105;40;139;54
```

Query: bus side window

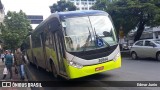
45;33;50;46
49;33;53;45
32;33;41;48
41;32;45;46
45;32;53;48
51;32;56;51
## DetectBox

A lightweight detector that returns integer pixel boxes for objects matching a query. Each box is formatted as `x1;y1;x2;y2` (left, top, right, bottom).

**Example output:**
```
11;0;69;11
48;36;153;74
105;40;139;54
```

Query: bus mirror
27;31;32;36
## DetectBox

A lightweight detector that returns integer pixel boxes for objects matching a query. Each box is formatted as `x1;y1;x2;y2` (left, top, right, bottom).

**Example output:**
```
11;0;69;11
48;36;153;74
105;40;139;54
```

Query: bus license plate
95;66;104;71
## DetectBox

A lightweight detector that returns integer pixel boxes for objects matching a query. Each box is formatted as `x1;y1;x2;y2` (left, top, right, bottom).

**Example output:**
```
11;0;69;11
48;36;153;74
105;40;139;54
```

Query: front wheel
51;62;58;78
131;52;138;60
156;53;160;61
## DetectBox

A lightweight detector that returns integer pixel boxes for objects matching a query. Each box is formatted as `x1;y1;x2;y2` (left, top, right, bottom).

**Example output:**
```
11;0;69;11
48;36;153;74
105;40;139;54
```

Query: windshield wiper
93;28;110;47
82;27;92;52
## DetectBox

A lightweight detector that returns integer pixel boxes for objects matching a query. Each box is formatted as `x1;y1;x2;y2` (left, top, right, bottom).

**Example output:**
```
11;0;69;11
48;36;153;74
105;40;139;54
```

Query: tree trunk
134;21;145;42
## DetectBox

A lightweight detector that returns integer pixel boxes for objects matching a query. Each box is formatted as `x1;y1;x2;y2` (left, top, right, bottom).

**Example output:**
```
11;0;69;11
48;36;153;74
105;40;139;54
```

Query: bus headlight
113;52;120;62
68;61;83;69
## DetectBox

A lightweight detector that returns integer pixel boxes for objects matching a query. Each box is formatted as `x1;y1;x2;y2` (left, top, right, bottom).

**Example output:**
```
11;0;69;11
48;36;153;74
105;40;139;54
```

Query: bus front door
54;32;67;76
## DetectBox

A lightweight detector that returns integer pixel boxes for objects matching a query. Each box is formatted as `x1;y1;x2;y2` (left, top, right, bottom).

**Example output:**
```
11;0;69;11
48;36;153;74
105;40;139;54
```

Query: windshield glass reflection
63;15;117;52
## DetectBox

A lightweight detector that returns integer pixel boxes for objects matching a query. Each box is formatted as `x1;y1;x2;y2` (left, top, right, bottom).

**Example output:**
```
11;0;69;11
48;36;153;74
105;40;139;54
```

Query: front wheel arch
156;52;160;61
50;60;58;78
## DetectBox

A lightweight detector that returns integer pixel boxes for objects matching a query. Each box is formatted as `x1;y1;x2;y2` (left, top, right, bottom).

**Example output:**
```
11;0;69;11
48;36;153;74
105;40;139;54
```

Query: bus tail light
113;52;120;62
68;61;83;69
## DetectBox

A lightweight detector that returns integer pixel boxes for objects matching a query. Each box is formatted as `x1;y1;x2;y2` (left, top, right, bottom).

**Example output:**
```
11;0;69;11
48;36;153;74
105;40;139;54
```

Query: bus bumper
67;56;121;79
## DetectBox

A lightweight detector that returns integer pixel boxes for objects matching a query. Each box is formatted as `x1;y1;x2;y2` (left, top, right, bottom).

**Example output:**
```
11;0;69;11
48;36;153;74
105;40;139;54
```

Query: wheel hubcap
132;53;136;59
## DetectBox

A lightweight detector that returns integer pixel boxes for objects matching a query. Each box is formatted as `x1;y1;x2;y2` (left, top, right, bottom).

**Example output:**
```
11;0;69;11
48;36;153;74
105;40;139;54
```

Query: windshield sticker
96;39;104;47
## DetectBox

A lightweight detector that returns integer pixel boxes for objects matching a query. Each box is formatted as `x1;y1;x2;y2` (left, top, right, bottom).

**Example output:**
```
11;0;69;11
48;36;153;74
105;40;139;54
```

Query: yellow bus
25;10;121;79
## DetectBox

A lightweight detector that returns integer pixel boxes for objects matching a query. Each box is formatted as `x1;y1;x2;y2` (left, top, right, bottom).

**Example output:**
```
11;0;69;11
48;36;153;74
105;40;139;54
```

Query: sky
1;0;59;19
1;0;59;28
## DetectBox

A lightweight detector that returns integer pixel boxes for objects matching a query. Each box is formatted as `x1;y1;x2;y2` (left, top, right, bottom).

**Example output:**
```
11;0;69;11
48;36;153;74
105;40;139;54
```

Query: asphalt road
25;57;160;90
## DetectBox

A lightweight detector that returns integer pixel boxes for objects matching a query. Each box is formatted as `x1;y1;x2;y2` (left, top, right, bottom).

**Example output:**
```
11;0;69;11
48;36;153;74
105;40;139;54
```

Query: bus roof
58;10;108;18
32;10;108;34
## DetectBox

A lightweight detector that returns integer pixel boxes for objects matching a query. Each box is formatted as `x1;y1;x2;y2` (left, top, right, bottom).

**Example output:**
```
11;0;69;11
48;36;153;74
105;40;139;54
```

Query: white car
130;39;160;61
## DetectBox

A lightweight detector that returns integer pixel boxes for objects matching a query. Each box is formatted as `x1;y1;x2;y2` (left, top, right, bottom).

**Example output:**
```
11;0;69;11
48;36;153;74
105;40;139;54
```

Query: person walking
1;53;5;63
14;48;25;80
2;50;13;80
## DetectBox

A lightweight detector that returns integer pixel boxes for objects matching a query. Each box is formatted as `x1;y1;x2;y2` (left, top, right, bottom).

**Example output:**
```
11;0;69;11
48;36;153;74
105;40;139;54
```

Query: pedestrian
2;50;13;80
14;48;25;80
1;53;5;63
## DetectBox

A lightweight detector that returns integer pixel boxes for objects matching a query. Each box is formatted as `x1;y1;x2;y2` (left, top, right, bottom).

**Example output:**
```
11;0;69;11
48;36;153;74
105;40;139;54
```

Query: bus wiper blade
82;27;92;52
93;28;110;47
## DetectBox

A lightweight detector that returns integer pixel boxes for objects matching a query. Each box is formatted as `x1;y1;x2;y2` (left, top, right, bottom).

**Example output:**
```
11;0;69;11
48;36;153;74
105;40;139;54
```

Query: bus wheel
34;58;39;69
51;62;58;78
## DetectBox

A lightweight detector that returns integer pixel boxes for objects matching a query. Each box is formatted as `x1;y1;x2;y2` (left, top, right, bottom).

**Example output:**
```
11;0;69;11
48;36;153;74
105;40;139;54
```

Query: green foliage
93;0;160;41
50;0;76;13
0;10;32;50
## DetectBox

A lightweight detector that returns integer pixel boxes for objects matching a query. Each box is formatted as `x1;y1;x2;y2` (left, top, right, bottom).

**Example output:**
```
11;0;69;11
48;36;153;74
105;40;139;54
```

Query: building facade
127;26;160;46
66;0;96;10
0;0;4;51
27;15;43;29
0;0;4;24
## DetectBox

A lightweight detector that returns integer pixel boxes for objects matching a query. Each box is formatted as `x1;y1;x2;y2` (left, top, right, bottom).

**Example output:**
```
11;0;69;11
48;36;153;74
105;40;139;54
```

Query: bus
25;10;121;79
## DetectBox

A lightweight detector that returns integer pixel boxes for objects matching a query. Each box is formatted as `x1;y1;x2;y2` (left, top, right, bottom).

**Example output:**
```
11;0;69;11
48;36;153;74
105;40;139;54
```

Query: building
0;0;5;51
127;26;160;45
27;15;43;24
66;0;96;10
142;26;160;39
0;0;4;24
27;15;43;29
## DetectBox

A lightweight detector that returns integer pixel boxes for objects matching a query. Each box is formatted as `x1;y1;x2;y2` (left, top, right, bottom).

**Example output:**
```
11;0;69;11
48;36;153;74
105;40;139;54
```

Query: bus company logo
2;82;11;87
1;82;42;87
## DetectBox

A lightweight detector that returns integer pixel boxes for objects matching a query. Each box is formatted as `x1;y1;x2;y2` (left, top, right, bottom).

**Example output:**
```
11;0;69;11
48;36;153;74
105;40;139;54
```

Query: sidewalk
0;59;31;90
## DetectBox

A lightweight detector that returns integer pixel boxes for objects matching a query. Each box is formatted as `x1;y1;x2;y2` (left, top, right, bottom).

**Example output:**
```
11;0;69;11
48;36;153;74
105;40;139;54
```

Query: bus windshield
62;15;117;52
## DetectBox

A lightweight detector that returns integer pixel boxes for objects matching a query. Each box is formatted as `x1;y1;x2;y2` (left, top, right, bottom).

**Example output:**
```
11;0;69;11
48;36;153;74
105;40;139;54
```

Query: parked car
130;39;160;61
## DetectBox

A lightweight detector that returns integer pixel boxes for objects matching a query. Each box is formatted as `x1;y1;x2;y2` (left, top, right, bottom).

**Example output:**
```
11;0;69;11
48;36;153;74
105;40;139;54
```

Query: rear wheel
156;52;160;61
51;61;58;78
131;52;138;60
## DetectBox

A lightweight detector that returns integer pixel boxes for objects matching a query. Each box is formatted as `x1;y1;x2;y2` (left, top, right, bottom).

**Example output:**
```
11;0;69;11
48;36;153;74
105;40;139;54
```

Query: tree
93;0;160;42
50;0;76;13
0;10;32;51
